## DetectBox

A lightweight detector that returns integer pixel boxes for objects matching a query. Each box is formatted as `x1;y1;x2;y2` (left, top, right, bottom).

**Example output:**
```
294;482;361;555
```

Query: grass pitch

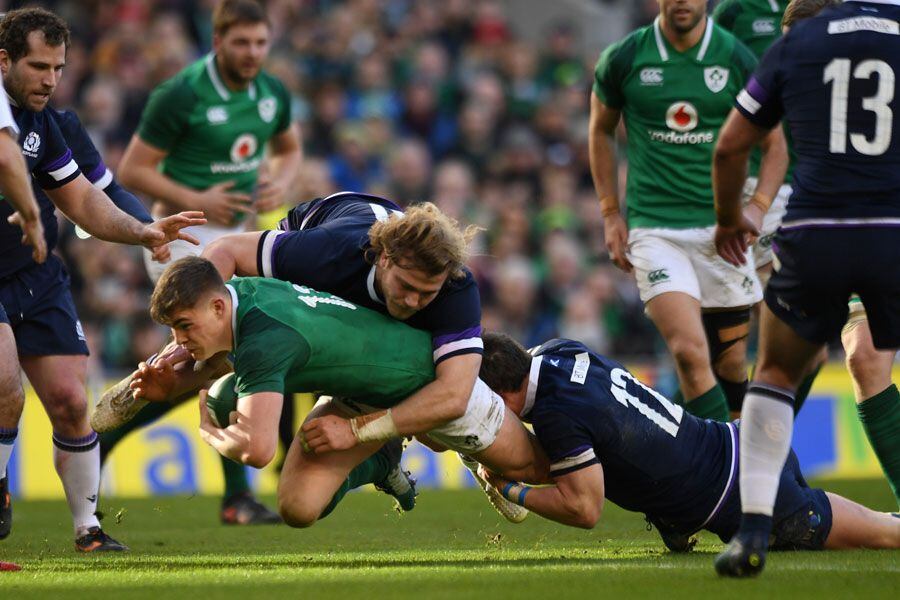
2;480;897;599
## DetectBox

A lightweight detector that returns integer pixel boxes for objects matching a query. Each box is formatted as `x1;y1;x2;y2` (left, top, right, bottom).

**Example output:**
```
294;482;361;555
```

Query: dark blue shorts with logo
765;226;900;349
0;255;88;356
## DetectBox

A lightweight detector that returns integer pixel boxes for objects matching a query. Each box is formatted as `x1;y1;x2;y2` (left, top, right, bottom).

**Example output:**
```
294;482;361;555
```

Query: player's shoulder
148;59;203;103
255;68;289;97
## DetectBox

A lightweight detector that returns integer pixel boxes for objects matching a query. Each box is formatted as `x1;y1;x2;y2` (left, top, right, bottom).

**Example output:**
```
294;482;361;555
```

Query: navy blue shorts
765;227;900;349
0;256;88;356
706;449;833;550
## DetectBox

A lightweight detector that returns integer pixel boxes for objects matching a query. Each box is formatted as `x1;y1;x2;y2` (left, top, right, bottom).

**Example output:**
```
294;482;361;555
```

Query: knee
845;344;887;389
668;335;710;373
41;385;88;425
277;494;319;529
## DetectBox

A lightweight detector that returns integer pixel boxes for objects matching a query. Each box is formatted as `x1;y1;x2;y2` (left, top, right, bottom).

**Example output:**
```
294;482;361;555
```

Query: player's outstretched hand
714;216;759;267
301;415;358;453
603;212;633;273
140;211;207;250
130;359;176;402
8;211;47;264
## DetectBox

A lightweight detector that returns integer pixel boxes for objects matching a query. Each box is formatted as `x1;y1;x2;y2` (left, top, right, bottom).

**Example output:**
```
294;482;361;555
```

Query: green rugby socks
858;384;900;507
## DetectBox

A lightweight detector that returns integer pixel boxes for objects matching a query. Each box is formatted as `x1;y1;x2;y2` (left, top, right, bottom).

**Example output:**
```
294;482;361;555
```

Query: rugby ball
206;373;238;428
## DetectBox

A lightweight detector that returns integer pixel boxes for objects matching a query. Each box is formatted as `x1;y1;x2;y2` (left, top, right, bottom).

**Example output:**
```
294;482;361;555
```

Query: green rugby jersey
714;0;795;180
137;54;291;196
227;277;434;408
594;17;756;229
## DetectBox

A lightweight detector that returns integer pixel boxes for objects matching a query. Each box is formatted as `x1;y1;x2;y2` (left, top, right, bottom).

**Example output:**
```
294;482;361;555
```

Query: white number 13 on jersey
824;58;895;156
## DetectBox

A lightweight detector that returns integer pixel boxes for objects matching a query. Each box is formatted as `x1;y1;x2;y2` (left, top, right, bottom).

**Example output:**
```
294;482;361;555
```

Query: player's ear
0;49;10;73
211;295;226;318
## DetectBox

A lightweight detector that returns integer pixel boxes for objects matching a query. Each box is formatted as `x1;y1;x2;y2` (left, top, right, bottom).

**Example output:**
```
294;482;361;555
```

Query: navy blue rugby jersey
0;102;81;278
257;192;483;364
735;0;900;226
524;339;737;530
0;107;151;278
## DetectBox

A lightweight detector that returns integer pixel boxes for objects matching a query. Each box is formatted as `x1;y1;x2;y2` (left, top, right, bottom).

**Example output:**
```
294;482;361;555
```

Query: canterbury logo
648;269;669;284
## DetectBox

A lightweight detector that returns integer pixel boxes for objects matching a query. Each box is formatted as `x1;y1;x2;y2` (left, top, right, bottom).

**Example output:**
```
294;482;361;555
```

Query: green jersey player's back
713;0;795;180
137;54;292;197
593;17;757;229
227;277;434;407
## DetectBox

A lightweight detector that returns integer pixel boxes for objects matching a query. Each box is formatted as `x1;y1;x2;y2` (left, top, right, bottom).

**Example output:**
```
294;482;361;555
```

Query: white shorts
143;222;247;283
742;177;791;268
628;226;762;309
327;378;505;454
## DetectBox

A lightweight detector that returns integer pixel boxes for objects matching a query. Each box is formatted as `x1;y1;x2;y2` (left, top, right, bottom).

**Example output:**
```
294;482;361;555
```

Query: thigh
20;354;88;404
426;378;506;456
645;290;706;348
0;322;24;423
757;302;826;390
13;260;88;357
627;229;701;305
278;401;380;510
472;405;551;484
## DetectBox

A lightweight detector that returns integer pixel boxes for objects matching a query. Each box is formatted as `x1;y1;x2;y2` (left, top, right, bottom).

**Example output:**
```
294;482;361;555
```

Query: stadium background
4;0;893;498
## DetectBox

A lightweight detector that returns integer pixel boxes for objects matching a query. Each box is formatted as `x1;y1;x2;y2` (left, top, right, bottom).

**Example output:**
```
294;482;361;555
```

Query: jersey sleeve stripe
92;168;113;190
433;326;482;350
433;337;483;363
736;89;762;115
258;230;284;278
549;447;598;477
48;158;79;182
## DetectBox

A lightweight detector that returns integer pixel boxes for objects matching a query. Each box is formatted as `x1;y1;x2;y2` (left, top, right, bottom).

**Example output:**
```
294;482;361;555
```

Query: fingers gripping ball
206;373;239;428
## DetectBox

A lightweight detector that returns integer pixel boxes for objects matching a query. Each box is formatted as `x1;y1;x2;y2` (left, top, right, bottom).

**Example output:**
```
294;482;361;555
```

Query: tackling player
116;0;302;525
589;0;788;423
97;194;531;523
711;0;900;576
134;257;545;527
0;8;204;552
477;333;900;553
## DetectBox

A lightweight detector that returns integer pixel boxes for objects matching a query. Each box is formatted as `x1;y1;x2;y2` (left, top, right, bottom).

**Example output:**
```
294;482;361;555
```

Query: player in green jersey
119;0;302;282
589;0;788;423
116;0;301;525
135;257;546;528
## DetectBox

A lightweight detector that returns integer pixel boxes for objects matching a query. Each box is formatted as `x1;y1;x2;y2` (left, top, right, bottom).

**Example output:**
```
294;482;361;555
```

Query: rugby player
711;0;900;576
477;333;899;553
0;8;204;551
135;257;546;527
589;0;788;423
116;0;301;525
97;194;532;523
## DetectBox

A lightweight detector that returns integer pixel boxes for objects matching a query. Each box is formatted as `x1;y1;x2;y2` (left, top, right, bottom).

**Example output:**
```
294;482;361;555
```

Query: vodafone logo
229;133;258;163
665;102;698;132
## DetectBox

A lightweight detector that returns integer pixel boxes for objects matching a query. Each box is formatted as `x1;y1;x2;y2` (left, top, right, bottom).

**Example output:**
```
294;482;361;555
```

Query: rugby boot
374;439;417;511
714;529;769;577
220;492;282;525
0;475;11;539
75;527;128;552
460;454;528;523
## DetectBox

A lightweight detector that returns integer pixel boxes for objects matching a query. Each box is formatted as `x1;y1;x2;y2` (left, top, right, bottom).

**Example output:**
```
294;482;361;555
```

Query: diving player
477;333;900;553
711;0;900;576
135;257;545;527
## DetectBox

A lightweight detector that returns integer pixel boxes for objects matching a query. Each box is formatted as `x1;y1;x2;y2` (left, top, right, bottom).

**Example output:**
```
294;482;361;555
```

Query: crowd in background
12;0;697;384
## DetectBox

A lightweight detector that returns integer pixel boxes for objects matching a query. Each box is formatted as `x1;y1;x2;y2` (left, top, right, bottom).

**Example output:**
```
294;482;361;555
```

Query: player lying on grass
476;332;900;552
133;257;547;527
95;193;533;523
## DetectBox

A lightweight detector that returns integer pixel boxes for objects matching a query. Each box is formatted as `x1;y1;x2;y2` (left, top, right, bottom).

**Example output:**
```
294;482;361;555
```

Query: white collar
845;0;900;5
520;356;543;418
366;264;383;304
205;53;257;102
653;16;714;62
225;283;239;345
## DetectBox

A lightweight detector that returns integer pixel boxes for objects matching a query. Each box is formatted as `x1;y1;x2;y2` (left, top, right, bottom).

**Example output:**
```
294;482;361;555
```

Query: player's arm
745;124;788;230
589;77;630;272
484;464;605;529
198;389;283;468
255;123;303;213
0;128;46;263
202;231;266;279
46;175;206;249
